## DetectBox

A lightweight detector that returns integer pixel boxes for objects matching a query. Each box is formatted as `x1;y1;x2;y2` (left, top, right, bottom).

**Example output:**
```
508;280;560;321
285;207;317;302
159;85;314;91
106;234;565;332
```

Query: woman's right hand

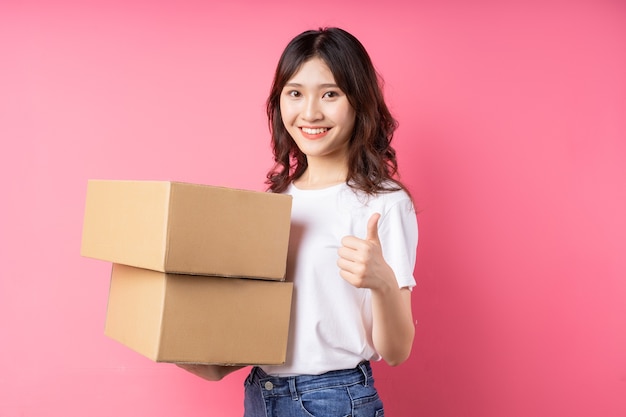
175;363;245;381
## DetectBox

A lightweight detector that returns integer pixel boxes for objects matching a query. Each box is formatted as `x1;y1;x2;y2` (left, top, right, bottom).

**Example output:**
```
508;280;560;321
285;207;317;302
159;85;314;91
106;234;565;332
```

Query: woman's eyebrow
284;82;339;88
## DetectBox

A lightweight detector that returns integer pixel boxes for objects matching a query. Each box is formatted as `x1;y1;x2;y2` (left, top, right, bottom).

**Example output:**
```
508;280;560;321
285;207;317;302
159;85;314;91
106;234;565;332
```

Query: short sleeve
378;197;418;289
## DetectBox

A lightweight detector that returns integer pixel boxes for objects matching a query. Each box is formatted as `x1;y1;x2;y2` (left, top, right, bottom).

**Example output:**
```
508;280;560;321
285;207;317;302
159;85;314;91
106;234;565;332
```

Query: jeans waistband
247;362;372;400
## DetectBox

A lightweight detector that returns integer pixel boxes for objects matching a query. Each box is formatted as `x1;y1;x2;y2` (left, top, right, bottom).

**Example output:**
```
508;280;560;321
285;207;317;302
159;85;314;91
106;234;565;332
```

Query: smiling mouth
301;127;329;135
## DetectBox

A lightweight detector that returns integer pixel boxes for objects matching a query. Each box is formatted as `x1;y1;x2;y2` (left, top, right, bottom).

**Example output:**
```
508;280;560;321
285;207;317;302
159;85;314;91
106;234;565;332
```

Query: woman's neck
294;157;348;190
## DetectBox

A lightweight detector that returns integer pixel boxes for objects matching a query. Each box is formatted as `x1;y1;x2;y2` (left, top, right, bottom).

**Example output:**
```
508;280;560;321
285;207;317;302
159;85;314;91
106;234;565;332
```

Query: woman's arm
176;364;246;381
337;213;415;365
369;284;414;366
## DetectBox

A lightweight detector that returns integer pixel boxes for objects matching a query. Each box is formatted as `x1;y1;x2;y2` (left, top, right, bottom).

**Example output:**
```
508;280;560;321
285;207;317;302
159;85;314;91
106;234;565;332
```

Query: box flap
81;180;170;271
104;264;167;360
165;182;292;279
159;274;293;364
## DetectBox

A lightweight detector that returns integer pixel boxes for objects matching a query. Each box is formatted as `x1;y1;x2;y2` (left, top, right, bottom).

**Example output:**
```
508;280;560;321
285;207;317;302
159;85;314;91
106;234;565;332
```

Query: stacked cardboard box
81;180;293;365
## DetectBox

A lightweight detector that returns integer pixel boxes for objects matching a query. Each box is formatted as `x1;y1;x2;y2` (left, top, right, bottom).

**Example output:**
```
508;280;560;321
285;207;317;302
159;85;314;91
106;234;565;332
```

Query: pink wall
1;1;625;416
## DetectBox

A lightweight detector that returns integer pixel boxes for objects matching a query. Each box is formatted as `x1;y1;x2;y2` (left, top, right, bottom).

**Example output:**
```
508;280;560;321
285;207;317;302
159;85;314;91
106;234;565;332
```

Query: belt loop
289;377;299;401
246;366;259;385
358;361;369;387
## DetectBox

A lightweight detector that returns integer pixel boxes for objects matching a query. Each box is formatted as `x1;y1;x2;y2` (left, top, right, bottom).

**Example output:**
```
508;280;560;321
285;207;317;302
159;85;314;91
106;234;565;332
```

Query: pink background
1;1;625;416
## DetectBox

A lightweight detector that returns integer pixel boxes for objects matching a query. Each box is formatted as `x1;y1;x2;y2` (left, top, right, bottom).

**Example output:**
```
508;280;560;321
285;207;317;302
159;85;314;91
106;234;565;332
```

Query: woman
180;27;418;417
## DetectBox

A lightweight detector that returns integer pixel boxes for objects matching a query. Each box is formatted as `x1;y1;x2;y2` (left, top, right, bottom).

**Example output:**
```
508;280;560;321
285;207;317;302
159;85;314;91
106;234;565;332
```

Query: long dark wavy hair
265;27;409;196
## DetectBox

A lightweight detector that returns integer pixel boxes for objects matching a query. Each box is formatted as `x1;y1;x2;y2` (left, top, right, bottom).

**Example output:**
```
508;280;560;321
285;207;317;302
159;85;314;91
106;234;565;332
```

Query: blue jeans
243;361;384;417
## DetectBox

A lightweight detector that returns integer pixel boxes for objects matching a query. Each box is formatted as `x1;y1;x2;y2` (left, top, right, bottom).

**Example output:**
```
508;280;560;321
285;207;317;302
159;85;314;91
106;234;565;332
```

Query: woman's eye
287;90;300;97
322;91;338;99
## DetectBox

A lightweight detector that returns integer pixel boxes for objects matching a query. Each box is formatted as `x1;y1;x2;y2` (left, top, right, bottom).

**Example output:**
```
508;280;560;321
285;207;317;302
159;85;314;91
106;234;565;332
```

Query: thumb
366;213;381;242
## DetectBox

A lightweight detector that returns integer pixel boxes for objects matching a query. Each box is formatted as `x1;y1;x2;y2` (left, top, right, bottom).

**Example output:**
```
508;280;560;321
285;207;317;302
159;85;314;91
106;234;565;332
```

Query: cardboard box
105;263;293;365
81;180;292;280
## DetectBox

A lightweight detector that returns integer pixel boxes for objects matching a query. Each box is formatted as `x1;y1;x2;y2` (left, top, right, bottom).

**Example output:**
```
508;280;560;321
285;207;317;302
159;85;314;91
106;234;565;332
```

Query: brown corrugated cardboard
81;180;292;280
105;264;293;365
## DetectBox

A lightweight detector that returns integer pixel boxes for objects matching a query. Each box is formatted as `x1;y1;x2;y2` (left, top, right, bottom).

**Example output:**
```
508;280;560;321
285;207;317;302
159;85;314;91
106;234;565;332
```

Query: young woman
179;27;418;417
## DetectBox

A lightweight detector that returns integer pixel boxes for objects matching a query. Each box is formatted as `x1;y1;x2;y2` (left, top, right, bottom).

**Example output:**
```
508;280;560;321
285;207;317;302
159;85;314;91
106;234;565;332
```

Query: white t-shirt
261;182;418;376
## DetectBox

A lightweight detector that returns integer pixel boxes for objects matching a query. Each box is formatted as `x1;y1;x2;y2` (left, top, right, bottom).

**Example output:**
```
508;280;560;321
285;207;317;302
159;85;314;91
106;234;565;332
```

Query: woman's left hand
337;213;395;292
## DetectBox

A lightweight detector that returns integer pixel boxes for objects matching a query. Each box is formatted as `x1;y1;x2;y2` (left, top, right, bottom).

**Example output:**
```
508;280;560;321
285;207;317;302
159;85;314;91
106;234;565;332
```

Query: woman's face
280;57;356;163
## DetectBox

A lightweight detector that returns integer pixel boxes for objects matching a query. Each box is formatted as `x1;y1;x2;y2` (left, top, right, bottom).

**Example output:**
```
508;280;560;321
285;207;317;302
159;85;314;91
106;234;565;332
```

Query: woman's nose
302;98;323;121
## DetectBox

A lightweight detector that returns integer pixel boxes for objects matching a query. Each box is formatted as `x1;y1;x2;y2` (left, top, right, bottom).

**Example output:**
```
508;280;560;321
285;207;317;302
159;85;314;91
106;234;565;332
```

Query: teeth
302;127;328;134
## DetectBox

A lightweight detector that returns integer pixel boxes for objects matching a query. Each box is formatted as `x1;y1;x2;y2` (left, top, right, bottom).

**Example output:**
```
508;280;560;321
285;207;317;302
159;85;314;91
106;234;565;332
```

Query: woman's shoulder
343;181;413;210
375;189;414;215
369;181;413;203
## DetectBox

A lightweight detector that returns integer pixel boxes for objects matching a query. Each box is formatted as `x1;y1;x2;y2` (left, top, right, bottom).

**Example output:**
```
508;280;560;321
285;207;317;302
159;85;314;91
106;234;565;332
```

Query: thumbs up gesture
337;213;395;291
